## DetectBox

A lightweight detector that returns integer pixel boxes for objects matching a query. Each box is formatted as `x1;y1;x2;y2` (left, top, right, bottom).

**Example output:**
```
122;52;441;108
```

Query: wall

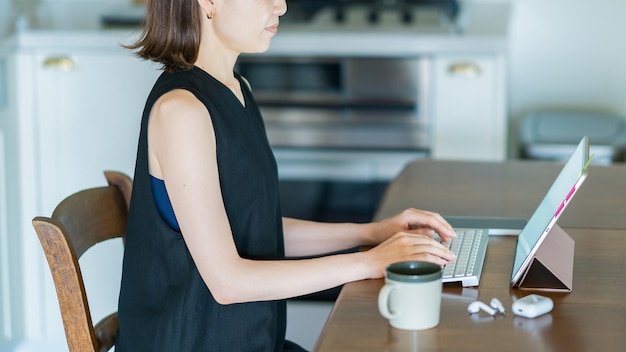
0;132;9;348
507;0;626;155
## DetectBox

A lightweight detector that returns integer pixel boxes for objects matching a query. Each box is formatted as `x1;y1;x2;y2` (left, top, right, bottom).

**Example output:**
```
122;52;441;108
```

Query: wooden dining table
313;159;626;351
374;159;626;229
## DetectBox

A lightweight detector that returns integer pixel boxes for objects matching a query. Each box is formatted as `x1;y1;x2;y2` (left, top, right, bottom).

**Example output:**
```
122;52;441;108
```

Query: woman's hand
363;231;456;279
357;208;457;279
366;208;457;245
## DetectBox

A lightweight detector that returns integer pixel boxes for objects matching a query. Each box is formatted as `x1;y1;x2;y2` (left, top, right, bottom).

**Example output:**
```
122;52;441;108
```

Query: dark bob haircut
126;0;203;72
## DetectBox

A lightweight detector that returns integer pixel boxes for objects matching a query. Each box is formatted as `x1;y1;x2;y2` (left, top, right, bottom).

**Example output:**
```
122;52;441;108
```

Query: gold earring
207;12;214;19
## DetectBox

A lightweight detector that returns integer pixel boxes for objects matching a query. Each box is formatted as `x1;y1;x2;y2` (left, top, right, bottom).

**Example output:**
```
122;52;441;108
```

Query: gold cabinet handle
447;62;481;78
43;57;76;71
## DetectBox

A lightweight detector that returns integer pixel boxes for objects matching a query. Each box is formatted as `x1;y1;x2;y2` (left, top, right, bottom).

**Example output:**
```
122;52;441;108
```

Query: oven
237;0;460;224
237;56;430;223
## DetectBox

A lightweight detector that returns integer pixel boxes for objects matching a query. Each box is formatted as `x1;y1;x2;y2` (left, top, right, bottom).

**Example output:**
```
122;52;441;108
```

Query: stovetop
98;0;463;32
281;0;460;26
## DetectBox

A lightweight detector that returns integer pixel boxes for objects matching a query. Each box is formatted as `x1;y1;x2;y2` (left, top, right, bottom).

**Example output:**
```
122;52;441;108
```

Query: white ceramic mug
378;261;442;330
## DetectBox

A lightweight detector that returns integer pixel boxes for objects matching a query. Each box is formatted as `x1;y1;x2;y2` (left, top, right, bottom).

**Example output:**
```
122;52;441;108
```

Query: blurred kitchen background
2;0;626;350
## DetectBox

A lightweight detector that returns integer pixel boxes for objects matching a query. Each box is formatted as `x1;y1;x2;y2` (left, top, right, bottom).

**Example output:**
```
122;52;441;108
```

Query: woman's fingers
402;208;457;241
393;232;456;263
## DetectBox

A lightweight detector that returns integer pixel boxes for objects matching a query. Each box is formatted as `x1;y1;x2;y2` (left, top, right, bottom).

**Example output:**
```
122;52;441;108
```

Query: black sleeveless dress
116;67;304;351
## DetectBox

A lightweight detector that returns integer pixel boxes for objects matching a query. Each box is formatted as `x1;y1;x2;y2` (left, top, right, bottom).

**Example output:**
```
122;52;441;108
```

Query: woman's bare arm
149;90;455;305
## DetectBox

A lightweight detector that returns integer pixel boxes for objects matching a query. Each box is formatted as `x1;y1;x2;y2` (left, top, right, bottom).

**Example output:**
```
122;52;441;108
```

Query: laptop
441;136;591;287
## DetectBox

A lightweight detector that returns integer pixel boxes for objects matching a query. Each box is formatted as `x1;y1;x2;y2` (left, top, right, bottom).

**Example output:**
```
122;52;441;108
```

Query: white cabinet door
431;55;507;161
32;48;160;339
35;49;158;212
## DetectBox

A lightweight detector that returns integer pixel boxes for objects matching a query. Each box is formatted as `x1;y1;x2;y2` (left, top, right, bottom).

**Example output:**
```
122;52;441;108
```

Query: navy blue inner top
149;175;180;232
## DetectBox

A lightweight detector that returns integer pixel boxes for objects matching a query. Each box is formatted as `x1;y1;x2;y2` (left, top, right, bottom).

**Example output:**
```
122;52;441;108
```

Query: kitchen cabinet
0;30;160;345
432;54;507;160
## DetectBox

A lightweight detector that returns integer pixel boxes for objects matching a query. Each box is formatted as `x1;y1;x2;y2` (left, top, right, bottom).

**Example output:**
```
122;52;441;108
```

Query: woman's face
211;0;287;54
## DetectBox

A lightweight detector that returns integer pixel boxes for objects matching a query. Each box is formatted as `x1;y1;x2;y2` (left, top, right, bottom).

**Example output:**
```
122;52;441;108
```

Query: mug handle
378;283;400;319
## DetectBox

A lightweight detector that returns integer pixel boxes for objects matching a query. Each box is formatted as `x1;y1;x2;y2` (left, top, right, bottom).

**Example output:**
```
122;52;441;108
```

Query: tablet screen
510;136;589;285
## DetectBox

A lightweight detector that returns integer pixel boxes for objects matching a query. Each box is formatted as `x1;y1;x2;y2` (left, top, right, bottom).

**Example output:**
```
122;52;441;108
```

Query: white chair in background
519;111;626;164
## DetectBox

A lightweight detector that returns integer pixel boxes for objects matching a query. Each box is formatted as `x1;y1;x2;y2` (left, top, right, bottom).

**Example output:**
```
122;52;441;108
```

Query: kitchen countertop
1;1;509;56
268;2;510;56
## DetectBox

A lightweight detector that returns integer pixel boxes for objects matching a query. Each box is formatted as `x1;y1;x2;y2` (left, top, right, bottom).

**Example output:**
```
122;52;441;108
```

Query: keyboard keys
442;229;484;279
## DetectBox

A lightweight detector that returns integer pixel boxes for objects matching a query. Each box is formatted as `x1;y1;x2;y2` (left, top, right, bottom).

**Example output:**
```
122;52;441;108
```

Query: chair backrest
32;171;132;352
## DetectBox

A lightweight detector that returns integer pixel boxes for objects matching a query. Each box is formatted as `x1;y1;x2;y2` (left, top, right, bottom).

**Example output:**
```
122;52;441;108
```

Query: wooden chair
32;171;132;352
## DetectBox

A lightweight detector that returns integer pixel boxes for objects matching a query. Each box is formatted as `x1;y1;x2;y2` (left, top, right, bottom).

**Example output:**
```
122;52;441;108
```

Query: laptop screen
510;136;590;285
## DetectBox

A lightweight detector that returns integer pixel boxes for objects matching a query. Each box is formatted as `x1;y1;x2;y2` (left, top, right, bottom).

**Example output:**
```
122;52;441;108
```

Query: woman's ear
197;0;215;19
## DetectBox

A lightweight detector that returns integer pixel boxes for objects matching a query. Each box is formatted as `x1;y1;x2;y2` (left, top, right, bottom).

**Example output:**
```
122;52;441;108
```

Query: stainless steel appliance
238;56;430;223
237;0;460;223
238;57;429;151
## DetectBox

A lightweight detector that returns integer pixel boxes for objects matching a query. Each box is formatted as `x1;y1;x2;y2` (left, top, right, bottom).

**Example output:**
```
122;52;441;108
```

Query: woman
116;0;457;350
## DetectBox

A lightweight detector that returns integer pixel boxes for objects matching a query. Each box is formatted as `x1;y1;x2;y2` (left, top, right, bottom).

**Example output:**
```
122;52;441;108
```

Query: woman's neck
195;58;245;107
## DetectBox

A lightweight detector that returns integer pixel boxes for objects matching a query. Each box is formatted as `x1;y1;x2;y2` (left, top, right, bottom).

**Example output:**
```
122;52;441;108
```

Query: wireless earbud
490;298;505;315
467;298;505;316
467;301;497;316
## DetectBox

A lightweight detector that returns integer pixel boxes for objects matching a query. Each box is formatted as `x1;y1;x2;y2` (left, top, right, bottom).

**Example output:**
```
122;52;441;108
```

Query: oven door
238;56;431;223
275;148;426;223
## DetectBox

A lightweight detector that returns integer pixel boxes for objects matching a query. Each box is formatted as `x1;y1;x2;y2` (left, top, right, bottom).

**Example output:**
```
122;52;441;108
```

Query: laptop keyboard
442;229;487;285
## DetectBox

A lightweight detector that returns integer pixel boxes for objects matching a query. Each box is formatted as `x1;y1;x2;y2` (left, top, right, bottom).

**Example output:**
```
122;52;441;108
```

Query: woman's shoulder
152;89;207;123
